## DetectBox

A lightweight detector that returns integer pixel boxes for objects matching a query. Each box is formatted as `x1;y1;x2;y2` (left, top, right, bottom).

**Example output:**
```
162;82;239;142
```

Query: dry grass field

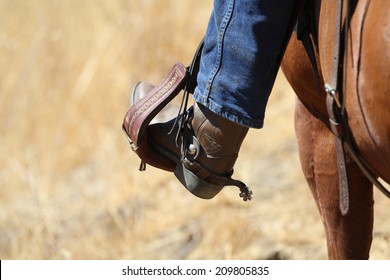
0;0;389;260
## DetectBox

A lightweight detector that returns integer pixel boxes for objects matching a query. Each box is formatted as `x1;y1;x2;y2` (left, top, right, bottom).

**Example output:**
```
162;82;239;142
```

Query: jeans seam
204;0;235;101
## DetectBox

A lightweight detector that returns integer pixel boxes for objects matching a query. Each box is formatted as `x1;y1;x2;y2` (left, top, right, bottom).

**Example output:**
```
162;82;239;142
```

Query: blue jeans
193;0;298;128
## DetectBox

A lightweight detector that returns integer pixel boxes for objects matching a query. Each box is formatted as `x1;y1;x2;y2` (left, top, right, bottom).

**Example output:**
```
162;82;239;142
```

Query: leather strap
182;158;253;201
299;1;390;211
324;0;350;215
325;0;390;213
295;0;322;95
326;90;349;215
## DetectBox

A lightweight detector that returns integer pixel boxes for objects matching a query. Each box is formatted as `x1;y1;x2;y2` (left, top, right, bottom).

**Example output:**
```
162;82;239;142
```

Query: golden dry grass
0;0;389;259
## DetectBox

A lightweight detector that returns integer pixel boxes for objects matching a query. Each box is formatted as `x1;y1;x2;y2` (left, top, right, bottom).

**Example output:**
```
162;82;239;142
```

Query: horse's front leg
294;98;374;259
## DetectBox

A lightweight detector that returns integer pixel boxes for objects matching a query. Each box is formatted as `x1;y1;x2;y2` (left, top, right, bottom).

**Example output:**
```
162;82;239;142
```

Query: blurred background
0;0;388;259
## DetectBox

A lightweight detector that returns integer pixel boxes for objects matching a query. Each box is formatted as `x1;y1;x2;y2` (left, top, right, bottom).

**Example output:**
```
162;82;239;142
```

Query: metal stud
188;144;197;155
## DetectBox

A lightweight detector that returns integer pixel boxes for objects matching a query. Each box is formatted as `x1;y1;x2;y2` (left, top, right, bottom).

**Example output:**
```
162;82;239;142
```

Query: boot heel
174;163;223;199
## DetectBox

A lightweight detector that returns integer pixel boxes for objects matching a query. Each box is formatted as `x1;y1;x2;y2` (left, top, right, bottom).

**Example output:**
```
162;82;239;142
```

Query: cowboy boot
191;103;248;175
147;101;251;200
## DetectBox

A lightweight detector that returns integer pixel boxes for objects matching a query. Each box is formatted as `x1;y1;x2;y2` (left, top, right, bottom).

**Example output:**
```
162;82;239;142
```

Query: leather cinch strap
324;0;350;216
324;0;390;215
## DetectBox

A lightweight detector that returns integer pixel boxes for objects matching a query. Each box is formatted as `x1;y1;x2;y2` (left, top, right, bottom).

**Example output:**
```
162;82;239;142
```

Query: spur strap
182;158;253;202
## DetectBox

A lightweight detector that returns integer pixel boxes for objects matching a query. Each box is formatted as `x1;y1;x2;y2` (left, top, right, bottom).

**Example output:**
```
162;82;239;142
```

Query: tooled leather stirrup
122;62;188;172
122;38;204;172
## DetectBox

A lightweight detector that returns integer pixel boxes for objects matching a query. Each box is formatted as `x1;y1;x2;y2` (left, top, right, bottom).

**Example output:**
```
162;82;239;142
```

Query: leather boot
190;103;248;176
147;101;251;200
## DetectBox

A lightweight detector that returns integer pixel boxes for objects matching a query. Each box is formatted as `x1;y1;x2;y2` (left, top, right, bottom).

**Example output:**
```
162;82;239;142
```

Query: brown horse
281;0;390;259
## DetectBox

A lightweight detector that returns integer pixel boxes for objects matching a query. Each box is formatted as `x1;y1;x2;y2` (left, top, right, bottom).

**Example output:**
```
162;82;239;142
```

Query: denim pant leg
193;0;298;128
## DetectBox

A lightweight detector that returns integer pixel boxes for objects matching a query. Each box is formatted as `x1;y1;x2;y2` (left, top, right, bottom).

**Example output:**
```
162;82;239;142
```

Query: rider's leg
148;0;303;195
